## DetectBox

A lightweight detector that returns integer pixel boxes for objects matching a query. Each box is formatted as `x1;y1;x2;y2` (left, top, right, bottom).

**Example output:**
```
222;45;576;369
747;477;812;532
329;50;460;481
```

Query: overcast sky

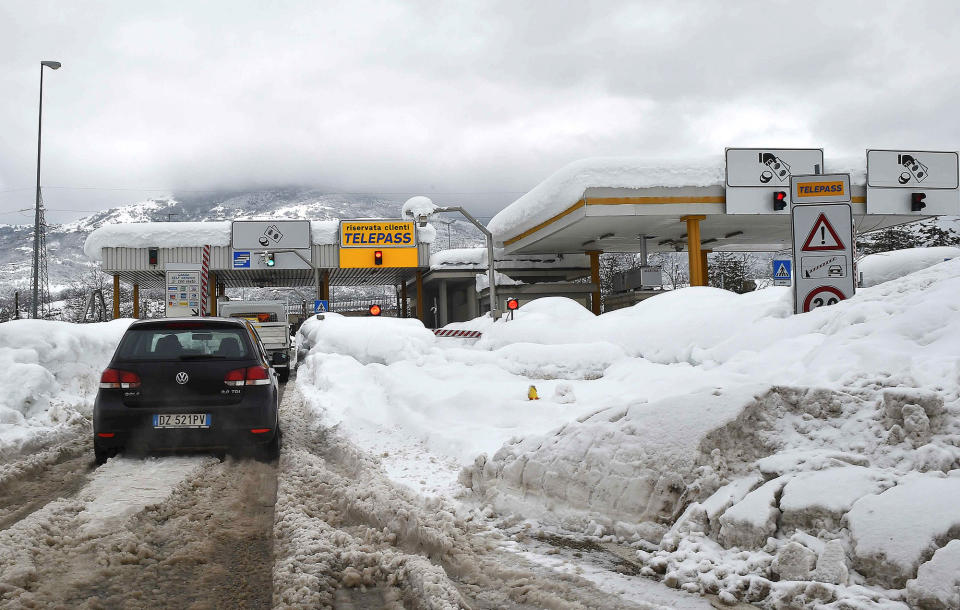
2;0;960;223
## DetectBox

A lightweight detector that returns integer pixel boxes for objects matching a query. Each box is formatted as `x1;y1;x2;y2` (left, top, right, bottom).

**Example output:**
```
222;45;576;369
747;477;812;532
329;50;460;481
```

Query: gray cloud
2;0;959;223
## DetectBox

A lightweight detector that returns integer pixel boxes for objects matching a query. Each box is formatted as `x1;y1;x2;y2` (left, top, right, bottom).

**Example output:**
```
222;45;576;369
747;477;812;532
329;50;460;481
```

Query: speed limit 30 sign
790;175;856;314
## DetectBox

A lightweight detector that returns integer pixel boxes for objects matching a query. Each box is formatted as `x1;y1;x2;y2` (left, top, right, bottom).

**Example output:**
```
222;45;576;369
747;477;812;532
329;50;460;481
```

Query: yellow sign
340;220;416;248
339;247;419;268
795;181;846;198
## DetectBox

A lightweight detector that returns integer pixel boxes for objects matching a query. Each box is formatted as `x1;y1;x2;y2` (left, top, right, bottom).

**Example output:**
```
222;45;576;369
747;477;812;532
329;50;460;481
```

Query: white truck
218;300;294;382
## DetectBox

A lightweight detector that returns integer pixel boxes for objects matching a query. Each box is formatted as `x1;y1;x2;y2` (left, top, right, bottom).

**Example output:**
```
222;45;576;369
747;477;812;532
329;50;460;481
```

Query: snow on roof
429;247;589;270
82;219;431;260
487;155;868;241
83;221;232;260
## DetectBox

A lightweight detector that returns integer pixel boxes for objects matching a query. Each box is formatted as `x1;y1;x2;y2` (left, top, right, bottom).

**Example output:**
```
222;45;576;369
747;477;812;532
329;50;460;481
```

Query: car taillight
224;366;271;387
224;368;246;387
244;366;271;386
100;368;141;389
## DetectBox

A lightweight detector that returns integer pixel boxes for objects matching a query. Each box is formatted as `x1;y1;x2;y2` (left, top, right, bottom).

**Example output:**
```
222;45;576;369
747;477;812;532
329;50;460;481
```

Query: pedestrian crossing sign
773;259;792;286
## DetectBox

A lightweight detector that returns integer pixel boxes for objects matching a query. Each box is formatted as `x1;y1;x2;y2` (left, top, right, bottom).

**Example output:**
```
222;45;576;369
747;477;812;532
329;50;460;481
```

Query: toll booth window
227;312;278;323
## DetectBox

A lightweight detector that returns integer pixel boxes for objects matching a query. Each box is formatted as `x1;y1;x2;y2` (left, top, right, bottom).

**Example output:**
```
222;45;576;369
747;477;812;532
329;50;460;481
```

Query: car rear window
115;327;252;360
227;312;279;322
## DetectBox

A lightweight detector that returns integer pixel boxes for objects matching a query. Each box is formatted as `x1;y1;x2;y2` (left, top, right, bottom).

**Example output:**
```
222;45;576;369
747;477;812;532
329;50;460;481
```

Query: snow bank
297;314;436;365
0;319;131;455
859;246;960;287
457;259;960;606
907;539;960;609
847;471;960;586
291;253;960;607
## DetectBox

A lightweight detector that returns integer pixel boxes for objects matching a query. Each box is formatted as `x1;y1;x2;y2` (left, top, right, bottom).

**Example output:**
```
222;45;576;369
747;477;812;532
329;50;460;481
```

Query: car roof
128;317;249;329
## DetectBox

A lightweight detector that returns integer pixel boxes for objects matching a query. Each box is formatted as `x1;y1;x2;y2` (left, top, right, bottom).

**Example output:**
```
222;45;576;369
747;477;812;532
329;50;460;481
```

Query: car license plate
153;413;211;428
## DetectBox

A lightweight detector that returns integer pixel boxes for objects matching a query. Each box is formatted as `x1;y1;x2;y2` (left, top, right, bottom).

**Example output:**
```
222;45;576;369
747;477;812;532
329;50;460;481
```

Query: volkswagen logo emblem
175;372;189;385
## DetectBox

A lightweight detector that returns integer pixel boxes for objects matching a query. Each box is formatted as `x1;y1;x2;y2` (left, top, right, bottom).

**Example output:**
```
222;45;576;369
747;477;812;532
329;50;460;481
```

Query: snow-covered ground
2;246;960;608
295;252;960;609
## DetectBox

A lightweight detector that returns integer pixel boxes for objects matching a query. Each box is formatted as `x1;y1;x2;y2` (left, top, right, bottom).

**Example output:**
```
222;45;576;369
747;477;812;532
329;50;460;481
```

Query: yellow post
132;283;140;319
208;272;217;316
700;249;711;287
112;275;121;319
587;250;602;315
681;216;706;287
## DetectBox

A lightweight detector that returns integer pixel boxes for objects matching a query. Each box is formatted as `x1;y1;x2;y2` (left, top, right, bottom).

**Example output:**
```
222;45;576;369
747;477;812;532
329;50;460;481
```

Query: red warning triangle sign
801;213;846;252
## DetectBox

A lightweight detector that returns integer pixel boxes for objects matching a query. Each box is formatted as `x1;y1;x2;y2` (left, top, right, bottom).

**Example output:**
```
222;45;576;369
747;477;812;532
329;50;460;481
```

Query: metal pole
639;235;648;267
434;207;499;319
31;65;44;319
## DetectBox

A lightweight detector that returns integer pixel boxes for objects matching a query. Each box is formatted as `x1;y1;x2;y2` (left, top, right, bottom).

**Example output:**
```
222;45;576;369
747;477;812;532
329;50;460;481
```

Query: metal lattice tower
35;191;51;318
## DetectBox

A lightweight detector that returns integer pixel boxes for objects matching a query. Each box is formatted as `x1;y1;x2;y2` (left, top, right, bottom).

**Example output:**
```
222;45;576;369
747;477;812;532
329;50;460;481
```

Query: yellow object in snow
528;385;539;400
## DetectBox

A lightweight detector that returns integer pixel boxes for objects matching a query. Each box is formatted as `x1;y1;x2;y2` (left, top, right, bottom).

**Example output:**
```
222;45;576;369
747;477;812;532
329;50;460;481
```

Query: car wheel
278;368;290;383
258;428;281;461
94;443;116;465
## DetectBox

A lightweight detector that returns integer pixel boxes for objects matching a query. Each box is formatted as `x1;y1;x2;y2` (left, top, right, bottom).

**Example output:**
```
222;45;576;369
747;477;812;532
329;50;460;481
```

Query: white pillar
438;279;448;327
467;283;479;320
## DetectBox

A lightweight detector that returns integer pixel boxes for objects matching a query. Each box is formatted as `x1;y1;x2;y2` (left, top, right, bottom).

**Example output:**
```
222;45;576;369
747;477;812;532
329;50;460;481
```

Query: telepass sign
338;219;419;268
790;174;855;315
340;220;416;248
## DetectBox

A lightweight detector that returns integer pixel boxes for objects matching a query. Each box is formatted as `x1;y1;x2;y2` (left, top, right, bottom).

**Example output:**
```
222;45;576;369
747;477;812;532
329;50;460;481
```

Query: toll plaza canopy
84;218;440;319
83;219;436;289
487;156;943;255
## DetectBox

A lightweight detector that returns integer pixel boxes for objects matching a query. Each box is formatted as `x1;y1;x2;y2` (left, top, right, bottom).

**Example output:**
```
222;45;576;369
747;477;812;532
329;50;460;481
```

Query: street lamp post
32;60;61;319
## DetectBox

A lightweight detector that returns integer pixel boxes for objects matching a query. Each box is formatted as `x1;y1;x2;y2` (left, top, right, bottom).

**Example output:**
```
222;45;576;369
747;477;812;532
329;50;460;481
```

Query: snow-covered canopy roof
83;219;435;260
487;155;868;246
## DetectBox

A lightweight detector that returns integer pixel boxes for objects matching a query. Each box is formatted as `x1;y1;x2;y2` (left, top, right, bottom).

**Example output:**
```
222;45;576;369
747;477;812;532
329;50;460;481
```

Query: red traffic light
507;298;519;311
911;192;927;212
773;191;787;211
374;250;383;265
369;304;382;316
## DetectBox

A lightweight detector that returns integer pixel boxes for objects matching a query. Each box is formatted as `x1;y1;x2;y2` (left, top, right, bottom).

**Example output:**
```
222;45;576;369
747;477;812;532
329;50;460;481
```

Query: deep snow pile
456;259;960;608
0;319;130;456
295;313;613;468
859;246;960;287
294;257;960;607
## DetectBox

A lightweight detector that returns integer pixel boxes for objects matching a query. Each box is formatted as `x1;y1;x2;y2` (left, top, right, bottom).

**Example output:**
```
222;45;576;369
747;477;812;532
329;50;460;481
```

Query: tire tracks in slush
274;378;660;610
0;383;285;608
0;434;96;532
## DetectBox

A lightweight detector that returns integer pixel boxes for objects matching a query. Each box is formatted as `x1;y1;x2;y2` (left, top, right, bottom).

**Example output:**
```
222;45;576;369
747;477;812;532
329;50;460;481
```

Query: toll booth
84;219;434;322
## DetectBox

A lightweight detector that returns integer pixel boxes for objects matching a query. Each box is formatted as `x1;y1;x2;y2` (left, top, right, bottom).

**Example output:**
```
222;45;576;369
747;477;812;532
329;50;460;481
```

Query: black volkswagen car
93;318;281;464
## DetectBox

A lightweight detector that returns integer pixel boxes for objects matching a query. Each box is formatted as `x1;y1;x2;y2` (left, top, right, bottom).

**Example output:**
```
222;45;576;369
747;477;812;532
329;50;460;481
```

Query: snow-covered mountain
0;189;484;294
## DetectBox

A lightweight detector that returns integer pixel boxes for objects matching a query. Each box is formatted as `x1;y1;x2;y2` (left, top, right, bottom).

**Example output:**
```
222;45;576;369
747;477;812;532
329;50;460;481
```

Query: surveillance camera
417;215;428;228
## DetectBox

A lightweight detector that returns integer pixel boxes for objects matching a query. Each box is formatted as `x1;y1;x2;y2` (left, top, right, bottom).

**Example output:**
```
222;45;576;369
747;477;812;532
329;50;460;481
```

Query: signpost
313;300;329;314
725;148;824;214
866;149;960;215
772;259;792;287
165;263;204;317
790;174;855;314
